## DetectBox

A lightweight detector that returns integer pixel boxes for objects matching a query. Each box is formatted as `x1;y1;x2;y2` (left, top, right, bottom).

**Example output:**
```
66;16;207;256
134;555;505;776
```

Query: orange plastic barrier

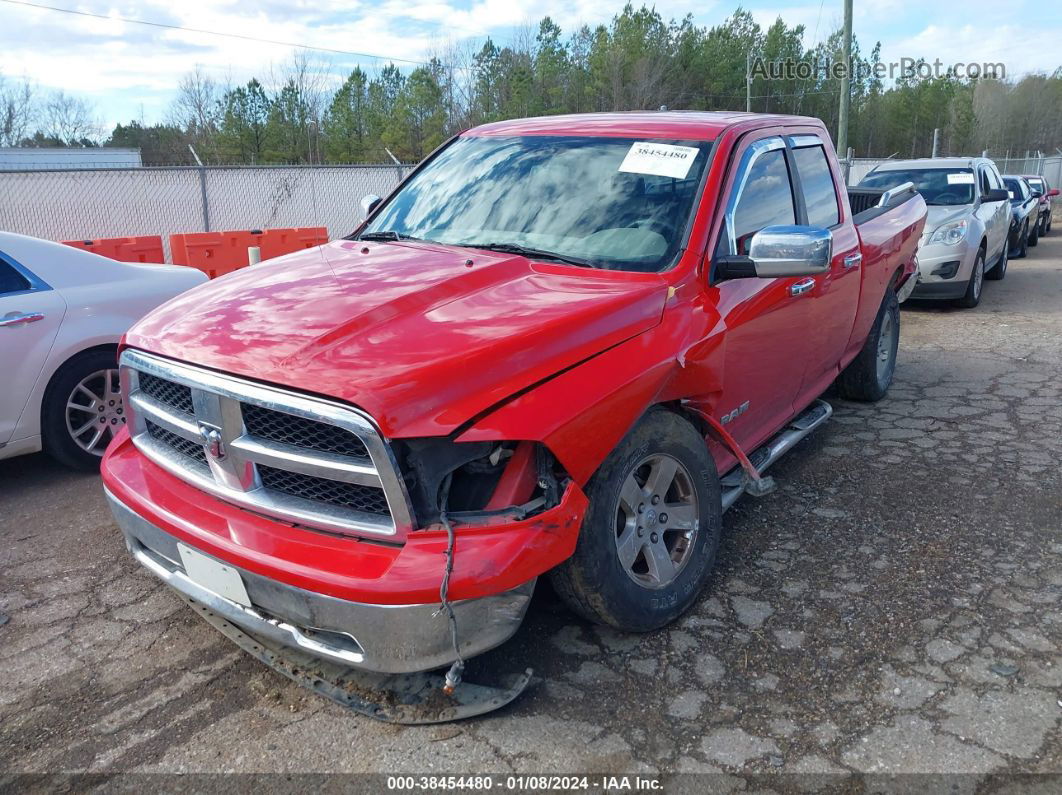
169;232;254;279
258;227;328;260
62;236;165;263
170;227;329;279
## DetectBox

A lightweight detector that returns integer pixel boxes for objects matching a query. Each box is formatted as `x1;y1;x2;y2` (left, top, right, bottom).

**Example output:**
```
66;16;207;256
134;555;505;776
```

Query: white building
0;147;142;170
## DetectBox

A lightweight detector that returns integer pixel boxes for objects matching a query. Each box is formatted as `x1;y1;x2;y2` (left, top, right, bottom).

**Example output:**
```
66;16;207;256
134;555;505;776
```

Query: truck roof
467;111;824;140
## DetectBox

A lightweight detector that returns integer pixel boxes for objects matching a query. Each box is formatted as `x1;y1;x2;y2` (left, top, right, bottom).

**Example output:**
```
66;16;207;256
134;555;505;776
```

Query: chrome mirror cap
749;225;832;277
360;194;382;219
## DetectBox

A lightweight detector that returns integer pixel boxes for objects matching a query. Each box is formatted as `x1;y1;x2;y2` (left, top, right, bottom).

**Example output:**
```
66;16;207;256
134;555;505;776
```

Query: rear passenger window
0;260;31;295
729;149;796;254
792;145;840;228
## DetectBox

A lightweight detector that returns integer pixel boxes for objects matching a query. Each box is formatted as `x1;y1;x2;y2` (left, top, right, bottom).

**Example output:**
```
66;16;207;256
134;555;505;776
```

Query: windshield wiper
359;230;419;242
458;242;598;268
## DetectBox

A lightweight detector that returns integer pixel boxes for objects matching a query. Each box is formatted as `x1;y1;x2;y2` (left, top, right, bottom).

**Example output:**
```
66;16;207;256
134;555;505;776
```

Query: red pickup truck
102;112;925;703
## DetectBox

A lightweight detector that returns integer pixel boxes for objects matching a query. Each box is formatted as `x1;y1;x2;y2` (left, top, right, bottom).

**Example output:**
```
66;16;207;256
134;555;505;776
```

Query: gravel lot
2;232;1061;786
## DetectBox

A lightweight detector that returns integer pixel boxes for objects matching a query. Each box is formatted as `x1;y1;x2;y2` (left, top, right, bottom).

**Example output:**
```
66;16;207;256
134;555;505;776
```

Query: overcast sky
1;0;1058;130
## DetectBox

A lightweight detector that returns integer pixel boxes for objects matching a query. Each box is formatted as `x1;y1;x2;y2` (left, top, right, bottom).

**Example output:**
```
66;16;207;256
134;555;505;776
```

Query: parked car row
857;158;1057;308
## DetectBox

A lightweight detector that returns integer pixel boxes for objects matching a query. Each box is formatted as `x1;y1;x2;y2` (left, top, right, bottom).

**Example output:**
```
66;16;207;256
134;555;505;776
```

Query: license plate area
177;542;251;607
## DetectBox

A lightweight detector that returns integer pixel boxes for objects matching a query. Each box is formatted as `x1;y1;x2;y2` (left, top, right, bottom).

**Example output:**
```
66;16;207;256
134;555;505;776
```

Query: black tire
41;347;123;471
1045;214;1052;235
1028;218;1039;247
549;408;722;632
986;239;1008;281
954;248;985;309
1013;221;1029;259
836;288;899;401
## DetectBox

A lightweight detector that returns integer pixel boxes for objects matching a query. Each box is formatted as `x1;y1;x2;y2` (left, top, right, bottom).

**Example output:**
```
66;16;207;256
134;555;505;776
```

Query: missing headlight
393;439;564;526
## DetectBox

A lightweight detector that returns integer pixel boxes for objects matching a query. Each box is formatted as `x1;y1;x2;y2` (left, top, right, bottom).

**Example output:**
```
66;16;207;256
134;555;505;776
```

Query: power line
0;0;434;66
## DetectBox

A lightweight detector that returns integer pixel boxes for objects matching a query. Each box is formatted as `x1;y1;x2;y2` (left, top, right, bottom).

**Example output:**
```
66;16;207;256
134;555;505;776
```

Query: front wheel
954;248;985;309
986;240;1008;281
836;288;899;401
1028;218;1039;247
42;348;125;471
1013;221;1029;259
550;409;722;632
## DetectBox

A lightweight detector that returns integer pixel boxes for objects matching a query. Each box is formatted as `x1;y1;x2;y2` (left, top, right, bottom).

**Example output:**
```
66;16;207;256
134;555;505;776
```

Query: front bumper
910;239;977;300
106;489;536;673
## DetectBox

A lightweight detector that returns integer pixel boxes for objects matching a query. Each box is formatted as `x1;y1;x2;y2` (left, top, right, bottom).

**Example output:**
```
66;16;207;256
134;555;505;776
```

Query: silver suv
859;157;1010;308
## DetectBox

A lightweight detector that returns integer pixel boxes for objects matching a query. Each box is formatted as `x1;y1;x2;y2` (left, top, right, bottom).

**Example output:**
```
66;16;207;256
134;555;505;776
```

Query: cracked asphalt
2;230;1061;787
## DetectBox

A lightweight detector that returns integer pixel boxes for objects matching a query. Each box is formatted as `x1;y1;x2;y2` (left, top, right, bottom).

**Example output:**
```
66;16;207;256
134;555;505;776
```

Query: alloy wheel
614;454;699;589
65;369;125;456
876;309;896;384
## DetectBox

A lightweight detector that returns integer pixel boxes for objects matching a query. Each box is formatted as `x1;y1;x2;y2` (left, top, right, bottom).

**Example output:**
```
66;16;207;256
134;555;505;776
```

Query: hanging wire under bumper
184;595;534;723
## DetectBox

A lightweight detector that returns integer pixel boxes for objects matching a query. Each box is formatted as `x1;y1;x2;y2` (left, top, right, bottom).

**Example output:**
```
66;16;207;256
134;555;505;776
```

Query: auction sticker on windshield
947;172;975;184
619;142;699;179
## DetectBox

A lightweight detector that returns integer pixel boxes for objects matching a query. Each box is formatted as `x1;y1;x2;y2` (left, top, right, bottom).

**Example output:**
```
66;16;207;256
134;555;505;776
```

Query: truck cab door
786;137;861;404
694;135;815;452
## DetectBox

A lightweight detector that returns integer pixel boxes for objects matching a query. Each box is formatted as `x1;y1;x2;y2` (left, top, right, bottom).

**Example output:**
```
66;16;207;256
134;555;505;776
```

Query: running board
719;399;833;512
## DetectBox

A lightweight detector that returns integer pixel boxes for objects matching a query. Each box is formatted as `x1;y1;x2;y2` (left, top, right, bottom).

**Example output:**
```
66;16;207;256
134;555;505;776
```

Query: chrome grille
258;465;390;514
145;420;208;469
121;349;413;539
242;403;370;459
139;372;194;415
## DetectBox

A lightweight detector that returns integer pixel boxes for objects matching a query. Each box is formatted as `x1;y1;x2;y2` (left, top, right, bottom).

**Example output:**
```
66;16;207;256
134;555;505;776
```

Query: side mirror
748;225;832;277
360;194;382;219
715;226;832;280
983;188;1010;203
1049;188;1060;197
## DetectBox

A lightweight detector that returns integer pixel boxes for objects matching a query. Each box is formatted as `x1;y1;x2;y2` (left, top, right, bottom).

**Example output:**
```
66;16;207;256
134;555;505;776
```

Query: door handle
843;252;862;269
0;312;45;328
789;278;815;296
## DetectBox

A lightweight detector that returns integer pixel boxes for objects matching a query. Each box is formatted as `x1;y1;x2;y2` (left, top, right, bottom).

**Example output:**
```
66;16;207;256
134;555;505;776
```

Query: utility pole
836;0;853;156
931;128;940;158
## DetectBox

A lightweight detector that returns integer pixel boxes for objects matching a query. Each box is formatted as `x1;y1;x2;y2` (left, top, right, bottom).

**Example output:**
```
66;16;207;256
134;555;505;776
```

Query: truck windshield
361;135;713;272
860;168;975;206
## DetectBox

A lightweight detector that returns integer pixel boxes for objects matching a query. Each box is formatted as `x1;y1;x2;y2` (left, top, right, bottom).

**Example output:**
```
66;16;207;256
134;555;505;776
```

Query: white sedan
0;232;207;470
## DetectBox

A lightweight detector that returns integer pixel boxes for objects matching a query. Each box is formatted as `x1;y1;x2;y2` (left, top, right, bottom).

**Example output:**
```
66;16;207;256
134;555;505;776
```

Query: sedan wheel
42;348;123;470
65;368;125;456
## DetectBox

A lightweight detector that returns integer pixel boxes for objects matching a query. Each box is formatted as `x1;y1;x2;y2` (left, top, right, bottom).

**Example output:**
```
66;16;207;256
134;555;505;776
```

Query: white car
0;232;207;469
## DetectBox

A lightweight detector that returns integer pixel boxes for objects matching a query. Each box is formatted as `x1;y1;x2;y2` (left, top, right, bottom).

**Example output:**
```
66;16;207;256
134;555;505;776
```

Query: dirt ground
2;232;1061;788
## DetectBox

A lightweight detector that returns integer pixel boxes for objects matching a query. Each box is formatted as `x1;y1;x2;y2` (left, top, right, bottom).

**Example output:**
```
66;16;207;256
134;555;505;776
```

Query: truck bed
844;186;927;352
848;183;919;225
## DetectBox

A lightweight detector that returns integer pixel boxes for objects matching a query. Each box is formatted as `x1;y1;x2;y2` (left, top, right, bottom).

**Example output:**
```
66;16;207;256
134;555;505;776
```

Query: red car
101;113;925;693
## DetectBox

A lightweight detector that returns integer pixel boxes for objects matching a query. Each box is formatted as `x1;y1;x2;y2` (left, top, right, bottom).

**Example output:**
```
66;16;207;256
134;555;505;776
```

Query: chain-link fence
0;164;408;261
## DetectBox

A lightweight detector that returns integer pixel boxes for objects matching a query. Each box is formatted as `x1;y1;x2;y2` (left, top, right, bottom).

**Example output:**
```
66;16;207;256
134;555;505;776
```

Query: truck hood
125;239;668;437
